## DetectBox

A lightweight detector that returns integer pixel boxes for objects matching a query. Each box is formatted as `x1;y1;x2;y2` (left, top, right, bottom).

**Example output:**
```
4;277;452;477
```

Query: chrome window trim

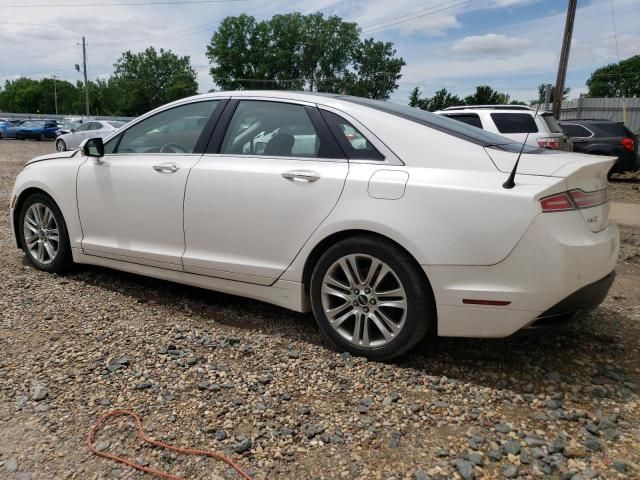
560;123;595;139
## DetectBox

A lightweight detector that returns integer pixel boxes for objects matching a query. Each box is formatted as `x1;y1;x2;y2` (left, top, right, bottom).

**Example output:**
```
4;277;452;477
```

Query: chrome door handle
281;170;320;182
152;163;179;173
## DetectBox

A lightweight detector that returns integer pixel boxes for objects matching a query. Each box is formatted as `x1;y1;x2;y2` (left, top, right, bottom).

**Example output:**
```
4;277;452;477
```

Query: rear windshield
490;113;538;134
593;122;631;137
337;96;535;149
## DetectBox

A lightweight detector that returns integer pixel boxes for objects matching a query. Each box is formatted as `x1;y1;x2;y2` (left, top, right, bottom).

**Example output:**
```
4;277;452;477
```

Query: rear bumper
527;271;615;328
427;211;619;337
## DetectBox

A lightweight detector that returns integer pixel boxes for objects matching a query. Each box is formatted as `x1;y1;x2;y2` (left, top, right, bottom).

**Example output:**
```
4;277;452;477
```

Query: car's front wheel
18;193;72;273
39;133;46;141
310;235;434;360
56;139;66;152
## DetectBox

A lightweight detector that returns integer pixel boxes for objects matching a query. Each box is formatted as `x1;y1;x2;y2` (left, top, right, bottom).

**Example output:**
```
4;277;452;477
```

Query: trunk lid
485;148;615;233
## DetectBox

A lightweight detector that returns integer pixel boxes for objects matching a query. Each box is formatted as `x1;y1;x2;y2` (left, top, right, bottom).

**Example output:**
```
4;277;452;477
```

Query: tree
532;84;570;105
464;85;512;105
111;46;198;116
206;13;405;99
586;55;640;97
408;86;422;108
0;77;82;114
428;88;464;111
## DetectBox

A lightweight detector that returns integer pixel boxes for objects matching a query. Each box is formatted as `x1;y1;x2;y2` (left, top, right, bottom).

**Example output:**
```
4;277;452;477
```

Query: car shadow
46;261;637;398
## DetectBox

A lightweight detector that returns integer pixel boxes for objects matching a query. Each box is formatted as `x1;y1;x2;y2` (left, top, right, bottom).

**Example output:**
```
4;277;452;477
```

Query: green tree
206;13;404;99
586;55;640;97
407;86;463;111
464;85;512;105
532;84;571;105
111;46;198;116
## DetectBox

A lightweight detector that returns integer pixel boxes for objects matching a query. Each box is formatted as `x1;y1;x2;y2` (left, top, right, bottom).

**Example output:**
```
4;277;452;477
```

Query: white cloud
450;33;530;57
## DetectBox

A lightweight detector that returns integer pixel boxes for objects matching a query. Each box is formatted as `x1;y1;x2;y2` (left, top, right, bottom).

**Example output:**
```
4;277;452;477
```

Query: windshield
335;96;538;150
23;121;44;127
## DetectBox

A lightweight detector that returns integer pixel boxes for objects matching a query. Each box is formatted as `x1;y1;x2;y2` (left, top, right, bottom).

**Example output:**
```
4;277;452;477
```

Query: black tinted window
490;113;538;134
593;123;629;137
560;123;592;137
444;114;482;129
335;96;521;147
321;111;384;161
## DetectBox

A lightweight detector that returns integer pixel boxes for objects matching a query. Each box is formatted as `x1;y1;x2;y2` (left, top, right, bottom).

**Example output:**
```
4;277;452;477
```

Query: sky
0;0;639;105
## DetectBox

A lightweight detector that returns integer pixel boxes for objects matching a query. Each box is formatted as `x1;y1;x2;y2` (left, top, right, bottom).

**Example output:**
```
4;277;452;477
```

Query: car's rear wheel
18;193;72;273
56;139;66;152
39;133;46;141
310;235;434;360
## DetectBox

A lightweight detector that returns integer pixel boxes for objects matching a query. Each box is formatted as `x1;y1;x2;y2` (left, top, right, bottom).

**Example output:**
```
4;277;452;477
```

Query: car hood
26;150;79;166
484;147;617;177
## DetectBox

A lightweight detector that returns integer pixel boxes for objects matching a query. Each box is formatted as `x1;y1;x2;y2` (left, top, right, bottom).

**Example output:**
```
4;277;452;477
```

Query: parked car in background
436;105;571;151
0;120;22;139
56;120;126;151
16;120;59;141
57;118;86;136
559;119;638;175
10;91;618;360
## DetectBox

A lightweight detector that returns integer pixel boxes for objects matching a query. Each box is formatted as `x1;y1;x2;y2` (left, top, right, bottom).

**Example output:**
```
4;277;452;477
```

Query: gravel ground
1;140;639;480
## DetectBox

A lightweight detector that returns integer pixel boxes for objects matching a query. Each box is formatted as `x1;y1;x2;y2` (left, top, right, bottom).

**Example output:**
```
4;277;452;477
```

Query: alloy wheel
23;203;60;265
56;140;66;152
320;254;408;349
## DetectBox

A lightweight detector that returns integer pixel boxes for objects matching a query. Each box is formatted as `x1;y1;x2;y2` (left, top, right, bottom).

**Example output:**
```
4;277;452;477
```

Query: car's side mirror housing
80;137;104;158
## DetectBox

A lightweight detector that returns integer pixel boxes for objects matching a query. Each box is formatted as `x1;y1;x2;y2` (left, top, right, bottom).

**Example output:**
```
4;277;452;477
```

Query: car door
69;122;93;148
76;99;222;270
182;98;348;285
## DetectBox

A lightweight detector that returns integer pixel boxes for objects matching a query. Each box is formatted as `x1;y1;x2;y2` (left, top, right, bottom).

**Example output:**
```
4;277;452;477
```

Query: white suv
436;105;571;151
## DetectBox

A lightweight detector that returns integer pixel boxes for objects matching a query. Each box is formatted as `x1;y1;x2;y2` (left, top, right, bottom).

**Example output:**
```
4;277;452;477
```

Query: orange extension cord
87;410;255;480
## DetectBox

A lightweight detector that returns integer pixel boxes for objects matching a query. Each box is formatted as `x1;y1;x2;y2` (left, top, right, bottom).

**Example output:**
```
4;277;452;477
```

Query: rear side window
443;114;482;129
560;123;593;138
490;113;538;134
593;123;630;137
320;110;384;161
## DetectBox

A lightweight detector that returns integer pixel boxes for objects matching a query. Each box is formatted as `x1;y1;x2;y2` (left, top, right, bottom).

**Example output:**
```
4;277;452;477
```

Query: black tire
56;139;66;152
17;193;73;273
310;235;435;361
39;133;46;141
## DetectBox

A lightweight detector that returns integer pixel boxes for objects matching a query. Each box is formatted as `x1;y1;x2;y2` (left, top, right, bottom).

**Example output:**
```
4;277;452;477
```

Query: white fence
559;97;640;133
0;112;135;123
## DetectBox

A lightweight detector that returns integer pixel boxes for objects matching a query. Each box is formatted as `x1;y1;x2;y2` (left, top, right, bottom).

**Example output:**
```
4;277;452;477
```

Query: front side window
114;101;218;154
490;113;538;134
221;101;322;158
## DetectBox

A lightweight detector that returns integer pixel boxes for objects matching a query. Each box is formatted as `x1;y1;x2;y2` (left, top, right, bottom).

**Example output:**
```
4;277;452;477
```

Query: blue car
0;120;22;139
16;120;59;141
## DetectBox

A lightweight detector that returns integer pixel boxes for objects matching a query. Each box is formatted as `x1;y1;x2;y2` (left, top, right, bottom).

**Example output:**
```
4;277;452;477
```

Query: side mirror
80;137;104;158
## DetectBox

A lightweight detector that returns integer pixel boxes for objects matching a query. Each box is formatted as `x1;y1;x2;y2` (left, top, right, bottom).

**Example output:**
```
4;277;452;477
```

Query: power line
362;0;465;30
362;0;474;34
3;0;251;7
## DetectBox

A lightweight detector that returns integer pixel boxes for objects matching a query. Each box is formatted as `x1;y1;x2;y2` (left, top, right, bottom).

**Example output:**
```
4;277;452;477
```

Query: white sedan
55;120;126;152
9;91;619;360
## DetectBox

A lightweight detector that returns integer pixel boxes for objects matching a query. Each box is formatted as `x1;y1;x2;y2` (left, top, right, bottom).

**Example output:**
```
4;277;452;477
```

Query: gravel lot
1;140;639;480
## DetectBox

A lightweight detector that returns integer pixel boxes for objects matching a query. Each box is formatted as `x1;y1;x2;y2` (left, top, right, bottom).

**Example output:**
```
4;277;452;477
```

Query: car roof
442;105;535;111
559;118;622;124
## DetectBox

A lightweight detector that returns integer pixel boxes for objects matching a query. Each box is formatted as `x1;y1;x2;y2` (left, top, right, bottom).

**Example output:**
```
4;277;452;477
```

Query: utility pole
553;0;577;119
52;75;58;115
544;83;552;112
82;36;90;116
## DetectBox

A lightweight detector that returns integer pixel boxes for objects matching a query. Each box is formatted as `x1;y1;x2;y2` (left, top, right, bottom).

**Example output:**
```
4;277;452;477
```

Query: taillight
621;137;634;152
537;137;561;149
539;188;608;212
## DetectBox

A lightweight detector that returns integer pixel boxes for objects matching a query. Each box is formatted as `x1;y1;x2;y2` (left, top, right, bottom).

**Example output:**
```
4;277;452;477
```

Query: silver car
56;120;125;152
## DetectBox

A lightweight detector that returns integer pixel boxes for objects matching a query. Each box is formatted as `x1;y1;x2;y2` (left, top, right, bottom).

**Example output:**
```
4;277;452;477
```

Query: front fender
11;157;86;249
